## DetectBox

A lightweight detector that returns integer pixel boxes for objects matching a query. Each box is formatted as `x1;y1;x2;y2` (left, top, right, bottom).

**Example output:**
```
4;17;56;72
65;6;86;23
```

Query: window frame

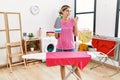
74;0;96;35
115;0;120;37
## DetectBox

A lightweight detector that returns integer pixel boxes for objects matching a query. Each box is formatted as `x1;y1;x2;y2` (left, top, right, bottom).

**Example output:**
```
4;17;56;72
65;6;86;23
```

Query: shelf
0;46;6;49
22;38;41;64
24;38;40;41
22;38;41;54
26;50;40;54
7;42;21;47
0;30;6;32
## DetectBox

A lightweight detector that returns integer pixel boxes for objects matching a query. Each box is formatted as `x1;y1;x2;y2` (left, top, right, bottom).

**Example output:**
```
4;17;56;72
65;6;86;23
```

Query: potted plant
29;43;35;51
28;33;34;39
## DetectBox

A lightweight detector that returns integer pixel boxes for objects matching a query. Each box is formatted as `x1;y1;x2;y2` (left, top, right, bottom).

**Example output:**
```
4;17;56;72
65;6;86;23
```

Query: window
118;11;120;37
76;0;94;12
75;0;96;34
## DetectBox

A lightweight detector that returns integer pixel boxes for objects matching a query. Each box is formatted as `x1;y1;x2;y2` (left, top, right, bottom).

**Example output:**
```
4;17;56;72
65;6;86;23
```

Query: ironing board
22;52;91;80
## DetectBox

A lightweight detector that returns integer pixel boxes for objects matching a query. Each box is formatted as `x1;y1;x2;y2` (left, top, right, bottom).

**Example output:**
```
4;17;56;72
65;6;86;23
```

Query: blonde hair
59;5;70;15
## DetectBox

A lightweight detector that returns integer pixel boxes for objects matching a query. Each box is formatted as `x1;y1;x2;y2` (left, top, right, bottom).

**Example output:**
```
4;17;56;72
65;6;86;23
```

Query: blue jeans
56;48;75;52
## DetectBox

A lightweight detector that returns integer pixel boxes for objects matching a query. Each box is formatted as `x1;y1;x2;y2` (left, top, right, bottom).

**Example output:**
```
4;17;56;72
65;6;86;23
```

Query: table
22;52;91;80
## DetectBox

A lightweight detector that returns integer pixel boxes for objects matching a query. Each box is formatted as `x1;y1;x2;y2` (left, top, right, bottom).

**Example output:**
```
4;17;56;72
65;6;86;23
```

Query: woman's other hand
74;16;79;24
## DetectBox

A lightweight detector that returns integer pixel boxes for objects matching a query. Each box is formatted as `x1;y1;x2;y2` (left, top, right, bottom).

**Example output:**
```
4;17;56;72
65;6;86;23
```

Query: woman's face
62;8;71;17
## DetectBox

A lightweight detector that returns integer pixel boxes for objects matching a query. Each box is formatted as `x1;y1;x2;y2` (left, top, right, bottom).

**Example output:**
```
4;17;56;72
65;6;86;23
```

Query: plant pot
30;48;34;51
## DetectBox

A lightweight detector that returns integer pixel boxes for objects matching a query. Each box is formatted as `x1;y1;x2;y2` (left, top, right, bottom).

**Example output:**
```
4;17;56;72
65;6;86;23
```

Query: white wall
1;0;117;37
0;0;74;37
0;0;118;40
96;0;117;37
0;0;74;65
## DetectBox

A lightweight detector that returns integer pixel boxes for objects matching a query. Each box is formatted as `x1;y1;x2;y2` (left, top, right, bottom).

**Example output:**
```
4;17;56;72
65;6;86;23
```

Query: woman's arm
73;16;78;36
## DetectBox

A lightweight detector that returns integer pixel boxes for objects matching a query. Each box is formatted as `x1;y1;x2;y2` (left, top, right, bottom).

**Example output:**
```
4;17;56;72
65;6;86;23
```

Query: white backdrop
95;0;117;37
0;0;117;37
0;0;74;37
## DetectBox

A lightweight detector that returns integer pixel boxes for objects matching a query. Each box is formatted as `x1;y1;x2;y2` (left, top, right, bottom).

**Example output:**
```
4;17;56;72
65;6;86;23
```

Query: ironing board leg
64;66;80;80
90;55;108;70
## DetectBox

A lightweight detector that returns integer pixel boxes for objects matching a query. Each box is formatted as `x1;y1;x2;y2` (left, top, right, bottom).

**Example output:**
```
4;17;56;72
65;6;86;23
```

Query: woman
54;5;82;80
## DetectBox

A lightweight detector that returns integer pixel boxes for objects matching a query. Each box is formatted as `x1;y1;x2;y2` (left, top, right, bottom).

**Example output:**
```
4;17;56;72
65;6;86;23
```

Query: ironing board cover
46;51;91;70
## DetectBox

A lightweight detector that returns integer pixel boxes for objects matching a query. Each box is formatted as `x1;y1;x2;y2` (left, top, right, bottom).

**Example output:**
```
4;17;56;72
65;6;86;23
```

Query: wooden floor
0;61;120;80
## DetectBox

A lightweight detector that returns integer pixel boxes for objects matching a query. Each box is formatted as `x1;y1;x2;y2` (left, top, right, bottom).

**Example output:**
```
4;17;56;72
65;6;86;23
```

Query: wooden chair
6;41;26;72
